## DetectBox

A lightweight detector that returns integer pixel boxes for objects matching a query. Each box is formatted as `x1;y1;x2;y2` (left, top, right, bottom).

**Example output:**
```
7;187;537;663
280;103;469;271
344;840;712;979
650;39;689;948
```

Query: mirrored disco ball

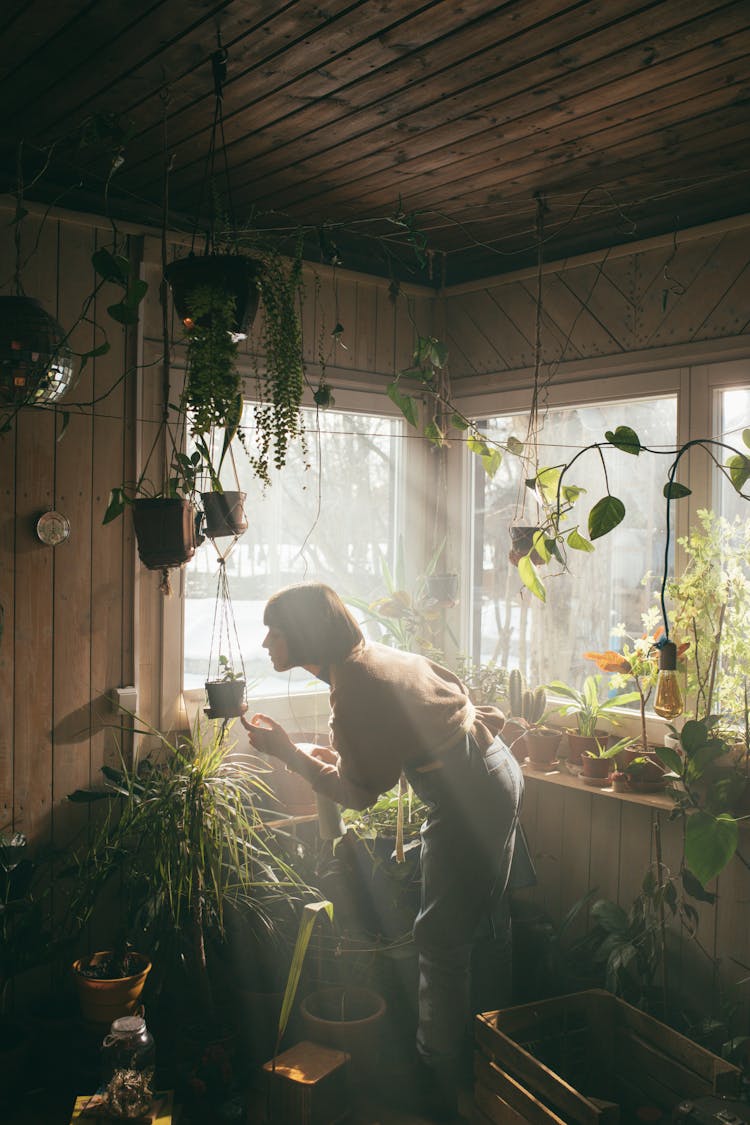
0;295;76;407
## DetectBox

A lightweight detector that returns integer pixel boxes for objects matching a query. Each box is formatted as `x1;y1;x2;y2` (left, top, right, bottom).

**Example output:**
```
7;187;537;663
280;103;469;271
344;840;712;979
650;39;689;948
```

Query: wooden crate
474;989;742;1125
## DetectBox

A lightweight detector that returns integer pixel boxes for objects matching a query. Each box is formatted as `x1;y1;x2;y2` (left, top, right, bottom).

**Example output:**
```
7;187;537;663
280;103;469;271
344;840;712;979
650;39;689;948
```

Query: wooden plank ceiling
1;0;749;284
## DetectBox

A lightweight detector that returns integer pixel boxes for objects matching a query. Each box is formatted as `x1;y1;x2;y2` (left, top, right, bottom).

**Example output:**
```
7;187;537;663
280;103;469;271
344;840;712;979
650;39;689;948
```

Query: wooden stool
263;1040;351;1124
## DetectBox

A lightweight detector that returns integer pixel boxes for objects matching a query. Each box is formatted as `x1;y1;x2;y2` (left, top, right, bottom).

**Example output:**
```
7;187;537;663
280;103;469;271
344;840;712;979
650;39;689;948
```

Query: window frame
452;360;749;744
172;381;418;731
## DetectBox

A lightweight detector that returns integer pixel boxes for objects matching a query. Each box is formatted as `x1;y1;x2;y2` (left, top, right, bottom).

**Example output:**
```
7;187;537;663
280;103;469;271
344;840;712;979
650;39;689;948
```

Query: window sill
521;761;675;810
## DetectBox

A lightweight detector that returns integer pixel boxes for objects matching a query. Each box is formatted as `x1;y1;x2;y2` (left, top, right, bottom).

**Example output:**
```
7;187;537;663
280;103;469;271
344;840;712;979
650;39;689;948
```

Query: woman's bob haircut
264;583;364;666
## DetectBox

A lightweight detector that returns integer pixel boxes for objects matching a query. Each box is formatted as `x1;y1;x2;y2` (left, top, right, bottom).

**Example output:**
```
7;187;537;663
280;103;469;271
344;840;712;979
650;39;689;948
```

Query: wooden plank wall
446;225;750;379
0;206;137;851
519;775;745;1025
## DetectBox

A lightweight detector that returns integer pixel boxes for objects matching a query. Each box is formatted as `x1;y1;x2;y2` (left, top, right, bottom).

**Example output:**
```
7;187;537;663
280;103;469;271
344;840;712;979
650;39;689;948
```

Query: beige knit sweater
287;641;506;809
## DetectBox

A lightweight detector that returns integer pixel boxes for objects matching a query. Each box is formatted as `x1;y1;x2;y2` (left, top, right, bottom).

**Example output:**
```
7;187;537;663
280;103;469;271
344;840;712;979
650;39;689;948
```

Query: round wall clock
36;510;71;546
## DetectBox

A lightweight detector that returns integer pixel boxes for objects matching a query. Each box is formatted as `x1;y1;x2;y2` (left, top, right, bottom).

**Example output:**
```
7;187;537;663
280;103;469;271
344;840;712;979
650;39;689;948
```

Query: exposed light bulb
653;640;684;719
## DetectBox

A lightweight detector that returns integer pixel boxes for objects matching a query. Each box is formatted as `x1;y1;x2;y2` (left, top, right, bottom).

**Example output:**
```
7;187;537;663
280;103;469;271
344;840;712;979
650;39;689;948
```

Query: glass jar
101;1015;156;1086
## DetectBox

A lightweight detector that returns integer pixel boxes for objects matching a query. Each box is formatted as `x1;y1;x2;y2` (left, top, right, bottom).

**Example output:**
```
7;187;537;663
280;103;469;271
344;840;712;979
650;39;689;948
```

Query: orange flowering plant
585;607;688;753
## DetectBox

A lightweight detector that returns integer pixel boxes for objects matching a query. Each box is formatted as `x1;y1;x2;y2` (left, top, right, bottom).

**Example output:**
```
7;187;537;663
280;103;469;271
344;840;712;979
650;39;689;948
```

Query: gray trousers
405;734;525;1071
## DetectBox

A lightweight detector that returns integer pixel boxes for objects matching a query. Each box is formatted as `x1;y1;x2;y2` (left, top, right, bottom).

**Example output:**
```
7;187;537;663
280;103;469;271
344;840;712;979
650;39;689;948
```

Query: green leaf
518;555;545;601
276;900;334;1052
56;412;71;443
506;435;525;456
91;248;130;284
107;300;139;325
680;719;709;753
429;340;448;367
387;382;419;427
588;495;625;540
567;527;595;552
727;453;750;492
681;866;716;904
102;487;126;525
561;484;585;504
450;413;468;431
532;530;550;563
591;898;629;934
423;420;445;447
605;426;641;455
655;746;683;775
480;446;502;478
399;366;426;381
685;812;738;887
743;428;750;451
535;466;561;506
663;481;692;500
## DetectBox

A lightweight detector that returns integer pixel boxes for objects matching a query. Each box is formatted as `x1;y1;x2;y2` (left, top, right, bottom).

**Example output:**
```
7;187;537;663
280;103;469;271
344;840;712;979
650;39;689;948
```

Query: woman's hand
241;713;296;766
309;744;339;765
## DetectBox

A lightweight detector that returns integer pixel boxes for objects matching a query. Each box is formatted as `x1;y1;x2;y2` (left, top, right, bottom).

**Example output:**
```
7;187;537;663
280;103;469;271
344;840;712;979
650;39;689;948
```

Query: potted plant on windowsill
580;736;635;787
547;673;639;762
504;669;560;766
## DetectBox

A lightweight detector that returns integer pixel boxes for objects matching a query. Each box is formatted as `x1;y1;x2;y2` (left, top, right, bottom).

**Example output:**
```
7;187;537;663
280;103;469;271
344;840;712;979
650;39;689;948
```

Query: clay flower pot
72;951;151;1029
580;754;612;787
522;726;562;767
565;729;611;764
204;678;246;719
200;490;248;538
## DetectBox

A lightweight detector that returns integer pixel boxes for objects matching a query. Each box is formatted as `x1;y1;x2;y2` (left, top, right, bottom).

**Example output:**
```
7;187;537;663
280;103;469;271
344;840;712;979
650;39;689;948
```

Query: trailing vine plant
242;243;307;486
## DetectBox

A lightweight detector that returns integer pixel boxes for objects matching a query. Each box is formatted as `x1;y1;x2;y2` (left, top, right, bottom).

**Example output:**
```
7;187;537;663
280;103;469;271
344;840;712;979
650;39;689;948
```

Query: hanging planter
165;253;262;341
200;490;247;539
508;524;545;567
0;296;75;407
205;564;247;720
133;497;197;570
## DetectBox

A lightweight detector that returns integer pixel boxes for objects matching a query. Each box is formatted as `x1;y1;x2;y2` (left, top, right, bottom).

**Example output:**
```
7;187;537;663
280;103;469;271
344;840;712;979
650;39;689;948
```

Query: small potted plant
580;736;634;787
546;673;639;761
205;654;246;720
505;669;560;766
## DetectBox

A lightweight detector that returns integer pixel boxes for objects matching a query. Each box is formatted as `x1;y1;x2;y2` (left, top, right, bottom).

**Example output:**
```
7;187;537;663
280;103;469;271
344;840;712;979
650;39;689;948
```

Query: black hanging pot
200;490;248;538
133;498;197;570
164;254;262;340
508;525;544;567
205;678;246;719
0;296;76;406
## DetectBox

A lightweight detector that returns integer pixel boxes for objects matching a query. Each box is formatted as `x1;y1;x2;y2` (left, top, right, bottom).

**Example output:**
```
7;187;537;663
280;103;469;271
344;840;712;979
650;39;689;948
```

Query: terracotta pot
522;727;562;767
623;750;668;790
299;986;386;1081
565;729;611;763
200;490;248;538
72;951;151;1029
165;253;262;339
133;498;197;570
580;754;612;787
205;679;246;719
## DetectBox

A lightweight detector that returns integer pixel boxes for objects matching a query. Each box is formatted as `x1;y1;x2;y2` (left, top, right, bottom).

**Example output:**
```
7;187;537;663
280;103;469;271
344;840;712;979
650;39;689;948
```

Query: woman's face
262;625;293;672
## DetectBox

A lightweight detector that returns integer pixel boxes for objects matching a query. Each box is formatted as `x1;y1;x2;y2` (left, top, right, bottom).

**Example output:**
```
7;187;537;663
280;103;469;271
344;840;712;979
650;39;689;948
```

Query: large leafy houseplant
666;509;750;730
547;673;639;738
69;718;307;1021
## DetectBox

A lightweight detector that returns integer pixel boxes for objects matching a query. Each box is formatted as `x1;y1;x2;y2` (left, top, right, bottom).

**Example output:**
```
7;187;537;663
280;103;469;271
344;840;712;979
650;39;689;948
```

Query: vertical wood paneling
91;230;132;772
13;214;58;841
353;281;377;373
529;780;564;920
558;787;592;939
50;220;95;843
0;212;17;825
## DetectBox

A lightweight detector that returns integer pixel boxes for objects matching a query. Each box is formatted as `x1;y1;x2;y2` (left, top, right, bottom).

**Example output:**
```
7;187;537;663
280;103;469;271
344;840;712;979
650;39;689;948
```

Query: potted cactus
507;669;560;766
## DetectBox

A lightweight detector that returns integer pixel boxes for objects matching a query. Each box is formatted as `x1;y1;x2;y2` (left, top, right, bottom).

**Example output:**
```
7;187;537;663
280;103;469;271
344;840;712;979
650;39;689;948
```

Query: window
718;385;750;521
468;393;678;691
183;404;403;699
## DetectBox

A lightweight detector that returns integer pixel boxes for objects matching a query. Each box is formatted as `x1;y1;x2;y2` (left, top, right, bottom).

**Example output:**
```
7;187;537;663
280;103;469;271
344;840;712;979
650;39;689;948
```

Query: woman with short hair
243;582;527;1120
